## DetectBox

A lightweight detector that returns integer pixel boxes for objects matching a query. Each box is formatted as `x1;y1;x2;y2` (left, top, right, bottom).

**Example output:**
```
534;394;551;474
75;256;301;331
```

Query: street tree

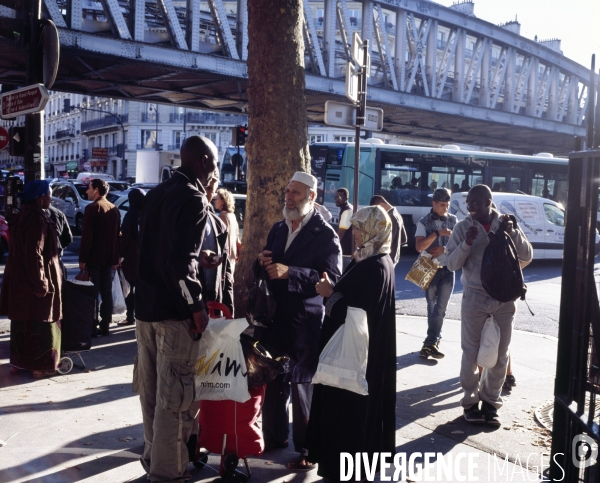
233;0;311;315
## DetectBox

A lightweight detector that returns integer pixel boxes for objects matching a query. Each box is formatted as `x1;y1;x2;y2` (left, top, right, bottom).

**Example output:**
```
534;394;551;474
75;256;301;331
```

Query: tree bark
233;0;310;316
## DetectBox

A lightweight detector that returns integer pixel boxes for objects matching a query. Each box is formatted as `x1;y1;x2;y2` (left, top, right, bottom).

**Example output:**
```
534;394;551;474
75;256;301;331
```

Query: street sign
324;101;384;131
346;62;359;104
0;126;8;150
351;32;364;66
1;84;49;119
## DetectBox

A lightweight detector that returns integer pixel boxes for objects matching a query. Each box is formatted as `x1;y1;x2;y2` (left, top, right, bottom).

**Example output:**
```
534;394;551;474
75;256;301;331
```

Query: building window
310;135;325;143
141;130;157;149
173;131;183;149
334;135;355;142
202;132;218;144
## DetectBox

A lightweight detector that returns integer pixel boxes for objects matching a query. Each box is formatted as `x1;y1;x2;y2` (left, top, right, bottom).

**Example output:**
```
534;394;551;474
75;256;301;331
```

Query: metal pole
24;0;44;183
352;39;369;214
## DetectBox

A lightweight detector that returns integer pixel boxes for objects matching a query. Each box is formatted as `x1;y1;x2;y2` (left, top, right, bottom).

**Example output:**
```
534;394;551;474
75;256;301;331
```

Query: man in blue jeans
415;188;457;359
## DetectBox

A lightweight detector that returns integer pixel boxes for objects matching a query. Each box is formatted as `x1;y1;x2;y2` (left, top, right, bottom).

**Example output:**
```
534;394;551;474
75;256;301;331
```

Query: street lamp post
153;103;160;151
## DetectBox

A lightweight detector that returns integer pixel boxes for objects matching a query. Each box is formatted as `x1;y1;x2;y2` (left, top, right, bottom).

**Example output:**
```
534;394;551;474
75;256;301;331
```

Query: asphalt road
0;237;587;339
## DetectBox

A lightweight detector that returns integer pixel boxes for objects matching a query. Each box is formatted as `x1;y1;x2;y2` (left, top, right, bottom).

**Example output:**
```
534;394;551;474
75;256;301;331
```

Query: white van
449;192;599;260
76;172;115;183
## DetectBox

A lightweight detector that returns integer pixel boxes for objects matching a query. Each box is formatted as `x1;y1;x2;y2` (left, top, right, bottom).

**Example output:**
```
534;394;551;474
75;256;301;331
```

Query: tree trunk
233;0;310;316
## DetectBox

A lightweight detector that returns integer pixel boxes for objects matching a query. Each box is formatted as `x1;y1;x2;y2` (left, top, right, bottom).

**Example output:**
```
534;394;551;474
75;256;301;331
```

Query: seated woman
1;180;63;378
305;206;396;482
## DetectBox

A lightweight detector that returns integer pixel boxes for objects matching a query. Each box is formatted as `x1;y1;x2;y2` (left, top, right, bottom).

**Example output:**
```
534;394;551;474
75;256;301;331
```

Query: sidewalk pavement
0;315;557;483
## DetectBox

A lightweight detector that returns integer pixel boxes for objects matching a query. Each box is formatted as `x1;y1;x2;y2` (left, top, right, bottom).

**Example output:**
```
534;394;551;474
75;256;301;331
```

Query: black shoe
481;401;501;426
101;329;110;337
503;374;516;389
420;344;444;359
463;403;485;423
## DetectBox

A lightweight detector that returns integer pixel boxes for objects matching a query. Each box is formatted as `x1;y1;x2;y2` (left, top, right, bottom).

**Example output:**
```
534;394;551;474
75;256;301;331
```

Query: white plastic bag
118;268;130;299
111;271;127;315
312;306;369;395
477;315;501;368
194;317;250;403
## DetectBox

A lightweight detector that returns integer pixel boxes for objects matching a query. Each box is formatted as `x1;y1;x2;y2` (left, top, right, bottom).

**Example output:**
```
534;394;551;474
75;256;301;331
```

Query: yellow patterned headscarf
350;206;392;262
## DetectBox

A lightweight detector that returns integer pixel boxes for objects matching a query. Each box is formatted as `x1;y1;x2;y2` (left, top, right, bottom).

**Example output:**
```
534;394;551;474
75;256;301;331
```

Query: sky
434;0;599;69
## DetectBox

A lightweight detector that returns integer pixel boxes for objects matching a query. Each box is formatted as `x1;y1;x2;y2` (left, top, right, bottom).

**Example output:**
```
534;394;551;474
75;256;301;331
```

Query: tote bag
312;306;369;396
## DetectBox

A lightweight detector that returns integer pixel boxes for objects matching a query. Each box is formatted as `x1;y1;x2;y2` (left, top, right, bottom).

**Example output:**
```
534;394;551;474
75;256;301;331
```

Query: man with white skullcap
255;171;342;469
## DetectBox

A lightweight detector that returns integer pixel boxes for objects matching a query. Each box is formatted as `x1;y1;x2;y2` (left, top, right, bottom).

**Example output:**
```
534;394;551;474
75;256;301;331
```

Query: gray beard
283;196;312;222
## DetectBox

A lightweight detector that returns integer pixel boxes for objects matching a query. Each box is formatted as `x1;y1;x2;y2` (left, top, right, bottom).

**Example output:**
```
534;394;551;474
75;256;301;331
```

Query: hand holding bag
312;306;369;395
75;270;91;282
111;271;127;315
246;268;276;327
477;315;501;368
405;252;440;290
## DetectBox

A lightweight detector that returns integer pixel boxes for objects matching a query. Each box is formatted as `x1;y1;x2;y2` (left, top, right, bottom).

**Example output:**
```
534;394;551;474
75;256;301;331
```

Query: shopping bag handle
206;301;232;320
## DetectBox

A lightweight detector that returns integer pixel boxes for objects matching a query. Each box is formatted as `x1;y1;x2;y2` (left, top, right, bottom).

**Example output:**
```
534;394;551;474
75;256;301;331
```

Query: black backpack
480;217;527;304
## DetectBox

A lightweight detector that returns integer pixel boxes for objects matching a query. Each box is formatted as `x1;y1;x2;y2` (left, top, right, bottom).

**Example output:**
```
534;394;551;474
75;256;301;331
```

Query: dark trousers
262;374;314;455
125;282;135;323
88;265;114;332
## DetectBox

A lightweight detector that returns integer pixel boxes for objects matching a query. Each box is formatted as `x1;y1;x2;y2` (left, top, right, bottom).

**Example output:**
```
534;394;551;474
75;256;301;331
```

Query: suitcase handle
206;302;232;320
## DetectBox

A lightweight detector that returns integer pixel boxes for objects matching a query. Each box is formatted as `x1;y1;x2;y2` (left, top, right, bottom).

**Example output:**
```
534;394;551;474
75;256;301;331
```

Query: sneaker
420;344;445;359
503;374;516;389
463;403;485;423
481;401;501;426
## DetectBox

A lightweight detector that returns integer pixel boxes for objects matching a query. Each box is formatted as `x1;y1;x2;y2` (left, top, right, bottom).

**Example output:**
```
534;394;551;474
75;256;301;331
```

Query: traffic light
8;126;26;157
63;98;71;113
234;125;248;146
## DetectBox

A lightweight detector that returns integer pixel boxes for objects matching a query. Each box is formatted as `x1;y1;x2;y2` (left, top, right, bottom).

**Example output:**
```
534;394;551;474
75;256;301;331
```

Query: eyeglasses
334;195;344;200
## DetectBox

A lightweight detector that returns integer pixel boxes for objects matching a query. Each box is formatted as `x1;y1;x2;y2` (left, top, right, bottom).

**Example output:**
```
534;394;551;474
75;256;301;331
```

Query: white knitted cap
290;171;318;191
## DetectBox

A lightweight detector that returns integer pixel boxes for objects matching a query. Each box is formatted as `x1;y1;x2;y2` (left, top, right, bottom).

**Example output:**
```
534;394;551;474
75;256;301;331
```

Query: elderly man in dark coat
255;171;342;469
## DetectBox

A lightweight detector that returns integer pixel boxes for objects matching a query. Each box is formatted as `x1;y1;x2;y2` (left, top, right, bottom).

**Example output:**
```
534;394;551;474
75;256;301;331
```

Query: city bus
309;140;569;242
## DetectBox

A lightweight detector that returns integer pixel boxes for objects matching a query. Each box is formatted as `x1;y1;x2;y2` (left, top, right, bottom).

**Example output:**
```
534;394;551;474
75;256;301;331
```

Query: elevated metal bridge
0;0;594;153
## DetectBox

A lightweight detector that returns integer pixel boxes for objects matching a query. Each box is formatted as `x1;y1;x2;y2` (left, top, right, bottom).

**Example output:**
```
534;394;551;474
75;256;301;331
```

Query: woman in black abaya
306;206;397;482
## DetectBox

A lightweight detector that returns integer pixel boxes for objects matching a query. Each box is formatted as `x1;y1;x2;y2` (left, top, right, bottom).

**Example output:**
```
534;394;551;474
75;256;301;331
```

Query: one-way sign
1;84;49;119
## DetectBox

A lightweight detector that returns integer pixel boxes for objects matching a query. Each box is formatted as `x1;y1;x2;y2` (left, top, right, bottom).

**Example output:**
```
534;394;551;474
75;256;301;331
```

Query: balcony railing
81;113;129;132
185;112;247;125
56;129;73;139
141;113;160;123
169;113;185;123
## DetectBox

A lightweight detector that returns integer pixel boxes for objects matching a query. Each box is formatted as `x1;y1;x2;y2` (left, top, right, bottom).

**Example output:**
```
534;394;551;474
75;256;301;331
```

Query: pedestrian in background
370;194;407;265
1;180;62;377
335;188;353;255
255;171;342;469
133;135;220;481
416;188;457;359
78;179;121;337
117;187;146;326
446;184;532;426
308;205;396;482
46;187;73;279
200;173;234;314
215;187;241;274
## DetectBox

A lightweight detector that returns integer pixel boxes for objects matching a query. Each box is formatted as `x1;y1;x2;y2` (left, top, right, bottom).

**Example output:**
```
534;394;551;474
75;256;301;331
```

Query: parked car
450;191;600;259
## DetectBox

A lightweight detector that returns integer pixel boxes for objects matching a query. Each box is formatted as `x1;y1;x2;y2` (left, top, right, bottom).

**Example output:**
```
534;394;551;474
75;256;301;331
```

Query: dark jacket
254;208;342;383
47;204;72;257
79;197;121;267
198;212;234;315
135;168;210;322
119;188;146;284
388;206;407;265
0;204;62;321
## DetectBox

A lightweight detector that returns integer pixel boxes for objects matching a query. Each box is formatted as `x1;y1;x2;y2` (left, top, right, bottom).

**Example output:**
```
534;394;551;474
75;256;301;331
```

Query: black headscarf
121;188;146;240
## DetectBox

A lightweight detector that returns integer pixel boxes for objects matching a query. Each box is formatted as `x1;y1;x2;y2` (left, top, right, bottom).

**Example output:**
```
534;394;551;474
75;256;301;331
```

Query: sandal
287;459;316;471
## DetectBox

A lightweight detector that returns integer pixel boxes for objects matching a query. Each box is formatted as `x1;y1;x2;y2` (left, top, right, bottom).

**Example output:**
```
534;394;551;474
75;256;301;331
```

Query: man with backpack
446;185;532;426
